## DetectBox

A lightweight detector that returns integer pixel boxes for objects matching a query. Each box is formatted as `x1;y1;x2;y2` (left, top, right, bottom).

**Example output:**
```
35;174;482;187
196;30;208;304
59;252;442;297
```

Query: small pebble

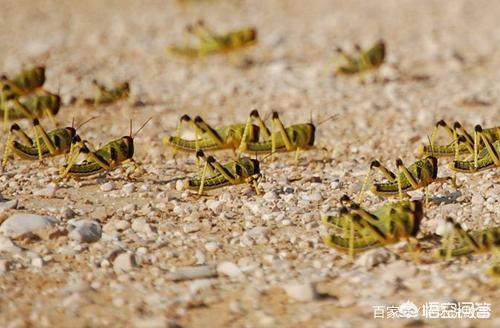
283;282;319;302
68;220;102;243
217;261;243;278
166;265;217;281
113;253;137;273
204;241;218;252
100;182;116;192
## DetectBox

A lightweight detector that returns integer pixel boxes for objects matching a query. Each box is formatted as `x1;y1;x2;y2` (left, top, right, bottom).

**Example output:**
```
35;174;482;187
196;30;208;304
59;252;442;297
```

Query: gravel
0;1;498;327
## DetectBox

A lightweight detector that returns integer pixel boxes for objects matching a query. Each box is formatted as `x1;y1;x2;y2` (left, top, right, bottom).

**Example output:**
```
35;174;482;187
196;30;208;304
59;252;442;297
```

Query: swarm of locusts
1;29;498;279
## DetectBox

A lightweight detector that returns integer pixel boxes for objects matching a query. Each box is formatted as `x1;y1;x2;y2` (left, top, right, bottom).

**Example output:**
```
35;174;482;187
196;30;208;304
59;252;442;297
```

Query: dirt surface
0;0;499;327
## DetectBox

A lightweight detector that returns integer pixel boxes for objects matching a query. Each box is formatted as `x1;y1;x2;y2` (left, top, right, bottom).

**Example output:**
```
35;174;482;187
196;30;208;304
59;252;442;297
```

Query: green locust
334;40;385;75
449;125;500;173
2;118;86;169
83;80;130;105
60;118;150;178
1;90;60;124
321;195;423;258
163;109;266;155
358;156;446;201
417;120;500;159
183;150;262;195
238;111;335;162
436;218;499;278
0;66;45;96
167;20;257;58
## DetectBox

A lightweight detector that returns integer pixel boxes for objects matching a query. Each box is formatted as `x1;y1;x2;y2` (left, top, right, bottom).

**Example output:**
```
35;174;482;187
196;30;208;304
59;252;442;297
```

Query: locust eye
474;125;483;133
66;127;76;137
370;160;380;168
122;136;133;145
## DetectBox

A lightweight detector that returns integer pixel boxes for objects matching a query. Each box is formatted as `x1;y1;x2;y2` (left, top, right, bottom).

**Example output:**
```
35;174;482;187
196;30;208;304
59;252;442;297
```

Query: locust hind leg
193;116;225;148
33;119;58;160
395;158;421;200
358;160;397;203
194;150;218;195
476;125;500;167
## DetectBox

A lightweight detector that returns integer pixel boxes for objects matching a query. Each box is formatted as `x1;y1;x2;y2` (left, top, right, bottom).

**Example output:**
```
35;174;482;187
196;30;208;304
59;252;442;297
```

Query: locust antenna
426;134;434;156
309;108;313;125
71;116;75;129
133;117;152;138
76;116;98;130
317;114;339;127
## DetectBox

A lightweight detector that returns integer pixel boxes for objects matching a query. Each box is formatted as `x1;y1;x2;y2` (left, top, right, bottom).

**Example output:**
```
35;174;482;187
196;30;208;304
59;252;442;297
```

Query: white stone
132;317;175;328
217;261;243;278
175;180;184;191
183;223;200;233
204;241;218;252
166;265;217;281
206;200;223;212
132;219;152;234
31;257;43;268
0;213;58;237
113;253;137;273
100;182;116;192
122;183;135;195
355;248;393;269
283;282;319;302
246;227;269;240
33;184;57;197
302;192;322;202
68;220;102;243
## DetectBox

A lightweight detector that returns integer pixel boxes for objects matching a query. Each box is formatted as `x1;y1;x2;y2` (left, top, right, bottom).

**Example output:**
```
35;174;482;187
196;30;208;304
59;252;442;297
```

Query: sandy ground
0;0;499;327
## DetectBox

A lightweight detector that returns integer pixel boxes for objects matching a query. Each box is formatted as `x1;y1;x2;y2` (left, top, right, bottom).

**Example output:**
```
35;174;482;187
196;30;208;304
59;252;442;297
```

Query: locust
358;156;450;202
167;20;257;58
83;80;130;105
1;90;60;126
0;66;45;96
1;118;88;169
449;125;500;173
183;150;261;195
436;218;499;277
60;118;151;178
238;111;335;162
163;109;266;155
321;195;423;258
417;120;500;159
334;40;385;75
